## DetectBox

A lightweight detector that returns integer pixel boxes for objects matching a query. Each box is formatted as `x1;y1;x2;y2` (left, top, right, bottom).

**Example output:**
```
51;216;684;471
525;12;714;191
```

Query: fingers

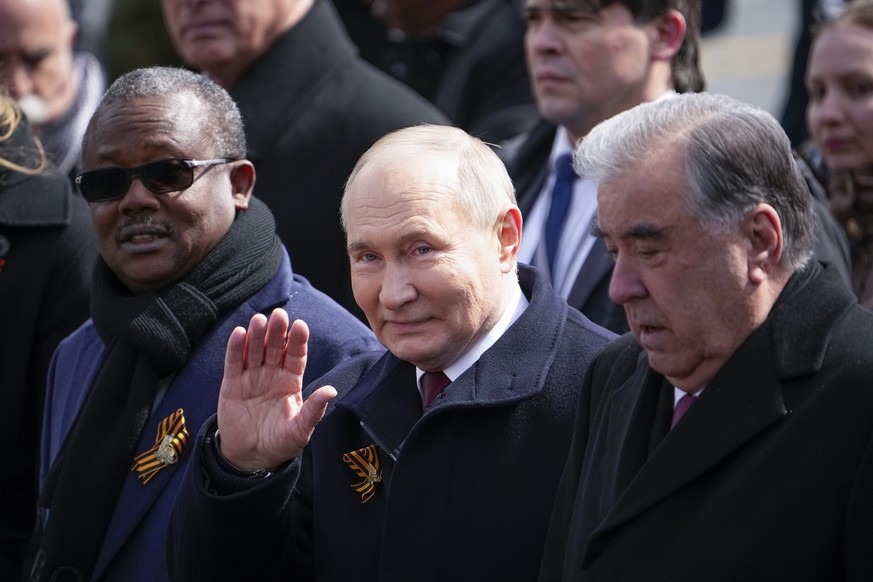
264;309;291;368
243;313;268;370
223;326;248;380
284;319;310;377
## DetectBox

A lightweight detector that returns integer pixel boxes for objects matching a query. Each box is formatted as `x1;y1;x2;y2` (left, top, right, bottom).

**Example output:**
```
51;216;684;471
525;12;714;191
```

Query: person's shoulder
340;59;451;124
50;319;106;378
302;349;387;400
285;273;370;330
587;333;644;379
495;118;555;171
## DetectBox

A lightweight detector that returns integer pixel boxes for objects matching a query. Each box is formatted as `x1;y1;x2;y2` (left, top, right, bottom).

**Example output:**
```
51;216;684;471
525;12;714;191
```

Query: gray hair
83;66;246;160
576;92;815;269
341;124;517;232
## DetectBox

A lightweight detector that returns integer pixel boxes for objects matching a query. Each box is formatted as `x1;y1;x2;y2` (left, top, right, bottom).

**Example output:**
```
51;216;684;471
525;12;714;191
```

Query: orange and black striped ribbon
131;408;189;485
342;444;382;503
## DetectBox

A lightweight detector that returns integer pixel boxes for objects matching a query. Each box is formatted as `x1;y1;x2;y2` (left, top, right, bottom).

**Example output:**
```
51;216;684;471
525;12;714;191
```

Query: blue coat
38;250;382;581
168;265;615;581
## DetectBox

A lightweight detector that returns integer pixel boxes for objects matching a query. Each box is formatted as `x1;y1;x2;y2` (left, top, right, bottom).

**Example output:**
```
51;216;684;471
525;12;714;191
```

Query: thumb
296;385;338;438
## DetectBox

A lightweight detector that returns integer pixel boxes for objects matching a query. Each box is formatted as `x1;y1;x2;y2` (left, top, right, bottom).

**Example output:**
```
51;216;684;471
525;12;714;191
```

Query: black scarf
31;197;283;581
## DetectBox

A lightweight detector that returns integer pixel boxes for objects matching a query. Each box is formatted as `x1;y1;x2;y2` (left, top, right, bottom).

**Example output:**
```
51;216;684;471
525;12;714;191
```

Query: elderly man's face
524;1;660;140
345;153;516;372
597;150;759;391
161;0;293;84
83;94;251;293
0;0;77;125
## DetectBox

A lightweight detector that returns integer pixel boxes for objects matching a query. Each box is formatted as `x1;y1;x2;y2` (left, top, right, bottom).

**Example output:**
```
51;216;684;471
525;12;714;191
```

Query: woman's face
807;21;873;171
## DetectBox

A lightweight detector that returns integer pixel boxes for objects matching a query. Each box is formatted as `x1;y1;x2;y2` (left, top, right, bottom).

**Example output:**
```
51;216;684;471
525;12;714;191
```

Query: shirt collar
417;279;528;390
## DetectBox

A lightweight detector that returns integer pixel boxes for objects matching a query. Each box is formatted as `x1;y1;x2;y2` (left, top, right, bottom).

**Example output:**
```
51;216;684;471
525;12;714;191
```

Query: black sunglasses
75;158;234;202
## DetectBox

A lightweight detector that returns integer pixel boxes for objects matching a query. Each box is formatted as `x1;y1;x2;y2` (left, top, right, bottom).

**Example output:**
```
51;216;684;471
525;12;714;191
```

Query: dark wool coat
38;251;381;582
538;263;873;582
229;0;449;319
168;265;615;581
0;122;97;578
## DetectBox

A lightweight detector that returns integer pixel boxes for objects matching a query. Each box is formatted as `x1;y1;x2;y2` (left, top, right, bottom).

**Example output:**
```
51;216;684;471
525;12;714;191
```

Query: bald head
0;0;77;125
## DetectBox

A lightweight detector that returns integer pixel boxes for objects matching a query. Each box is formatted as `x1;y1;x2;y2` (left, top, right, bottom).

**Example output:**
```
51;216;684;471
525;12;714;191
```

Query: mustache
114;216;173;244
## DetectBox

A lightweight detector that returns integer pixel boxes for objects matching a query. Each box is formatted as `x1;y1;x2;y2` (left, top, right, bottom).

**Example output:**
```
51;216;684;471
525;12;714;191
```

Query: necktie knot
422;371;451;409
671;393;697;429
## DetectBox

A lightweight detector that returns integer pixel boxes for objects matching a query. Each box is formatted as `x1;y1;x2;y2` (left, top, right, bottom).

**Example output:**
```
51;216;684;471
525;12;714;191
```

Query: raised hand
216;308;337;471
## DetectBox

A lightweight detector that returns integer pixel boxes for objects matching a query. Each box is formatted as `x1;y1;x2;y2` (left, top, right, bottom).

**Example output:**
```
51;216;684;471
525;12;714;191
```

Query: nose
527;16;563;56
811;90;846;126
608;254;647;306
378;260;417;310
116;177;162;213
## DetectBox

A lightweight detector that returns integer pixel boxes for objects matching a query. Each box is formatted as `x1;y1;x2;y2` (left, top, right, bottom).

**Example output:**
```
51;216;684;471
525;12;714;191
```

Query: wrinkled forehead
84;94;209;160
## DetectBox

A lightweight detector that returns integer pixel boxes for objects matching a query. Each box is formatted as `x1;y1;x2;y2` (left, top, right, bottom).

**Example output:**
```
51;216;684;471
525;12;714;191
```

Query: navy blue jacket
38;249;381;581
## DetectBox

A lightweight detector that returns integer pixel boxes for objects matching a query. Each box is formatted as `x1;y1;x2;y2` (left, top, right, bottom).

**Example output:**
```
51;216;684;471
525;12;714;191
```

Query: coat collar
336;265;569;458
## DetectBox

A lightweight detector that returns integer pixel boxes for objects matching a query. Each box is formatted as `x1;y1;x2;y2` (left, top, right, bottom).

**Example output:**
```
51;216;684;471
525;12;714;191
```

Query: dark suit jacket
168;265;615;581
501;120;627;334
230;0;449;319
38;251;381;581
539;262;873;581
501;119;853;334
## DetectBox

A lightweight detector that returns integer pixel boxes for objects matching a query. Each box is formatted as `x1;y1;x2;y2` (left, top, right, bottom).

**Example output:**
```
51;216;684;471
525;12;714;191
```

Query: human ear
744;203;783;284
650;9;686;62
497;206;523;273
229;160;255;211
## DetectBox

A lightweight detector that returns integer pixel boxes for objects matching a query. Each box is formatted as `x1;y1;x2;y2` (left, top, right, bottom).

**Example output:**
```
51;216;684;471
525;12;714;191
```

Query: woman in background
803;0;873;306
0;93;97;578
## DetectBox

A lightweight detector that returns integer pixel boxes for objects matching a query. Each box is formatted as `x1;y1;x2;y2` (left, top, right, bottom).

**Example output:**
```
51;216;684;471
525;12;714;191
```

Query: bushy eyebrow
592;222;670;241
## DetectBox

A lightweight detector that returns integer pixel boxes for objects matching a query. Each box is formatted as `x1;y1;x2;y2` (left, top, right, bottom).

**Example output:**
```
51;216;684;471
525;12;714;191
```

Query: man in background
0;0;105;177
501;0;704;334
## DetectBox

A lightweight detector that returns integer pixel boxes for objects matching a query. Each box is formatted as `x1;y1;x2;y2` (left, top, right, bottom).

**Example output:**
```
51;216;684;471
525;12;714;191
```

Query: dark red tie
422;371;451;409
671;393;697;429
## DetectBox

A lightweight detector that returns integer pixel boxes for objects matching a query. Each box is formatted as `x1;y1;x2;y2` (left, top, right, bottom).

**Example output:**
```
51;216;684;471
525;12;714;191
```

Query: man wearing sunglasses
26;66;381;582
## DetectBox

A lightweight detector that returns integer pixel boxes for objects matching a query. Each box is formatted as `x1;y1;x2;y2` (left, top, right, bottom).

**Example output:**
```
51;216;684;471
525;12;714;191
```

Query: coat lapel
90;309;248;578
566;237;613;310
588;322;788;552
89;258;293;579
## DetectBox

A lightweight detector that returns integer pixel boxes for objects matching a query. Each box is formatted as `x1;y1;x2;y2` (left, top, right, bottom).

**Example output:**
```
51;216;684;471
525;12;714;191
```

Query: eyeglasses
75;158;234;202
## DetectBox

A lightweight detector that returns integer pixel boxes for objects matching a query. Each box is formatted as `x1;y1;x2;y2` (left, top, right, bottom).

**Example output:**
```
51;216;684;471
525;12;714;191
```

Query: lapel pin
131;408;189;485
342;444;382;503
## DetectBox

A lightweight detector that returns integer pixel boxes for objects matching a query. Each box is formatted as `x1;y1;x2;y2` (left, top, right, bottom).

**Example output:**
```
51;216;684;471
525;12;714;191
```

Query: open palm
216;308;336;471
